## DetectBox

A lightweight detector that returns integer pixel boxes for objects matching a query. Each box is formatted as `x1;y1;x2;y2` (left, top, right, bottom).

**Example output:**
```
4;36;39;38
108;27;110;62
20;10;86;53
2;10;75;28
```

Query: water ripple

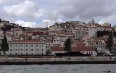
0;64;116;73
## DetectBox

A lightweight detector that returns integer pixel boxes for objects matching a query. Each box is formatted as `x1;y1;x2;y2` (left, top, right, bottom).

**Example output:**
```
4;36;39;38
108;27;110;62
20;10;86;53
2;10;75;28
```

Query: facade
11;28;23;37
88;19;97;37
0;40;47;55
50;41;97;56
75;30;88;39
0;19;115;56
53;36;68;47
51;46;65;55
103;22;111;26
72;41;97;56
0;21;9;28
84;38;109;54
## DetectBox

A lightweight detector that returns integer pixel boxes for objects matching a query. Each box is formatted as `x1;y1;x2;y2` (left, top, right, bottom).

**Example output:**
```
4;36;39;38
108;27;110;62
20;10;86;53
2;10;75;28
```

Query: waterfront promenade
0;56;116;64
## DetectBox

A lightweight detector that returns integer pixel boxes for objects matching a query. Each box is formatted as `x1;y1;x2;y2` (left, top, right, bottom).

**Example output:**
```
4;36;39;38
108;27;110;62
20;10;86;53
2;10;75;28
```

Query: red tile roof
95;23;112;30
26;32;44;35
82;35;91;41
12;39;43;43
11;28;22;31
72;41;95;51
51;46;64;51
101;26;112;29
95;23;101;27
71;46;95;51
83;26;88;28
51;40;95;52
57;31;66;34
51;46;95;52
73;41;85;45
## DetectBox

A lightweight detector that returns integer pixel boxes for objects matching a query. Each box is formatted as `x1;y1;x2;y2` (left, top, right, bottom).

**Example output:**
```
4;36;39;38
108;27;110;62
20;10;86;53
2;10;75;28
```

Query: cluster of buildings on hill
0;19;116;56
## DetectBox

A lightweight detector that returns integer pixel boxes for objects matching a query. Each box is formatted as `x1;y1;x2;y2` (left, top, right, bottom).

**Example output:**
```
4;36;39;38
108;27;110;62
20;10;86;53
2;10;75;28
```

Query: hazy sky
0;0;116;27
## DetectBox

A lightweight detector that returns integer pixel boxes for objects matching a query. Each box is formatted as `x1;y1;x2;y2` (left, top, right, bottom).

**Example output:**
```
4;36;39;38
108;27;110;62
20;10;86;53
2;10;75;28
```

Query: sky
0;0;116;28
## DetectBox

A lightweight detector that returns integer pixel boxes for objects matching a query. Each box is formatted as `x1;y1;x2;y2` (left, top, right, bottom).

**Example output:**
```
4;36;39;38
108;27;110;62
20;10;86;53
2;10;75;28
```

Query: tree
0;19;1;23
64;38;71;52
106;31;113;53
46;49;51;55
1;34;9;54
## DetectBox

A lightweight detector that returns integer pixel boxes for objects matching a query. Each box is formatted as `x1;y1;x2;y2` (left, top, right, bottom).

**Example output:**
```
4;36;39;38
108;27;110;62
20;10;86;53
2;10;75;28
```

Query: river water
0;64;116;73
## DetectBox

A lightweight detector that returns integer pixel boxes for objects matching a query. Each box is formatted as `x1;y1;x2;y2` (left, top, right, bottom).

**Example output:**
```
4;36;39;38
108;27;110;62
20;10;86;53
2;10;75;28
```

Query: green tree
64;38;71;52
46;49;51;55
0;19;1;23
106;31;113;53
1;34;9;54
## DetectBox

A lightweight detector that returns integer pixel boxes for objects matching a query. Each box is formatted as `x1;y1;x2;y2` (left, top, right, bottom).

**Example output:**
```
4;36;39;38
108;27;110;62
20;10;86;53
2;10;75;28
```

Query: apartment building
0;40;47;55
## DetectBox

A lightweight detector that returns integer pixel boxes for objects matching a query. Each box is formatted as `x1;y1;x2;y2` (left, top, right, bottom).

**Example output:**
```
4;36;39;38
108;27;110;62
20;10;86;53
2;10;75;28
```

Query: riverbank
0;56;116;65
1;61;116;65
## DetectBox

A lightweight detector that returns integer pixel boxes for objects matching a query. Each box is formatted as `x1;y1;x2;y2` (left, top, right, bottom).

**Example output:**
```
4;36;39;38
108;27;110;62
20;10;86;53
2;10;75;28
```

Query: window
21;45;22;47
96;42;98;45
16;49;17;51
26;45;28;47
10;53;12;55
26;53;28;55
21;49;23;51
36;45;38;47
31;45;33;47
10;49;12;51
31;49;33;51
16;33;18;36
16;53;17;54
10;45;12;47
26;49;28;51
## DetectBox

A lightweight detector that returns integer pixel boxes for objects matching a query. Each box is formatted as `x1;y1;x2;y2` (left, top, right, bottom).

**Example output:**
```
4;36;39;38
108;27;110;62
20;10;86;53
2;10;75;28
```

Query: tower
88;19;96;37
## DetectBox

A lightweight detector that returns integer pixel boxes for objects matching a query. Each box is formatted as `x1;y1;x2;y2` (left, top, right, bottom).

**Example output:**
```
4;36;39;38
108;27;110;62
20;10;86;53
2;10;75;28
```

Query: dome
88;19;95;24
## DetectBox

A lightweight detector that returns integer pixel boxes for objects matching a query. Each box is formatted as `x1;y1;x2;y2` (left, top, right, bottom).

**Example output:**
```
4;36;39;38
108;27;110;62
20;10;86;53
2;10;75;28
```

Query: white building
102;22;111;26
75;30;88;39
88;19;97;37
113;25;116;31
53;36;68;47
0;40;47;55
0;21;9;28
11;28;23;37
84;37;110;54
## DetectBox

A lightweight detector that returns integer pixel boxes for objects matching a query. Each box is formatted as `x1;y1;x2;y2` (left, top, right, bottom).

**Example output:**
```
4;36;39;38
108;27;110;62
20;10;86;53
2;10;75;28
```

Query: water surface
0;64;116;73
